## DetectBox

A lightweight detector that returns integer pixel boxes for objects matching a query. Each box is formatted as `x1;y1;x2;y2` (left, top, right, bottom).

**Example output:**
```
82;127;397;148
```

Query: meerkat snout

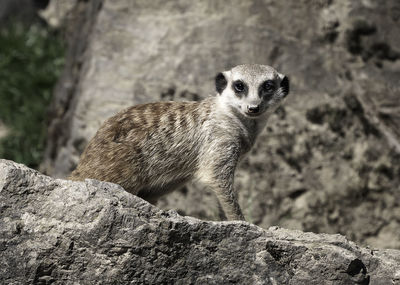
70;64;290;221
247;105;260;114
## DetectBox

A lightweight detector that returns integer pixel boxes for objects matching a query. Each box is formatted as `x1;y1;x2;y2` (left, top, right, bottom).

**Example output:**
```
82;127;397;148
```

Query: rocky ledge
0;159;399;284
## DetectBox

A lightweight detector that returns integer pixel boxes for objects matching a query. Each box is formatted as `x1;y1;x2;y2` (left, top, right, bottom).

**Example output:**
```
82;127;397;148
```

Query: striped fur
69;64;289;220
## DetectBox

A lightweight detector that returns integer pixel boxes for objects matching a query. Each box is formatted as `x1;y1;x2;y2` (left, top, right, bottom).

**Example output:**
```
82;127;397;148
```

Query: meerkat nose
247;105;260;114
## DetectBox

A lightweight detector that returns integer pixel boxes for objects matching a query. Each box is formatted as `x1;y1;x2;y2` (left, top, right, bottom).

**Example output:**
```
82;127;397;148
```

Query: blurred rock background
1;0;399;249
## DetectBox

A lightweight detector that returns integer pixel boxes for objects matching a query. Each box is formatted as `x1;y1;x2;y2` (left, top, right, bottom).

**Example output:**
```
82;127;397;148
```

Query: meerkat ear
215;72;227;94
280;75;290;97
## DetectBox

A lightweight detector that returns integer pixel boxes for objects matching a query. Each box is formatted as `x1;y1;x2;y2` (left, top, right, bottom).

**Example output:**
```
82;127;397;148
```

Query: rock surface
1;159;400;284
42;0;400;249
38;0;78;28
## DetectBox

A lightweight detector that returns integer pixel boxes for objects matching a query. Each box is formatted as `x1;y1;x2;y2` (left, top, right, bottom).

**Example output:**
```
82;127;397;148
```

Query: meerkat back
70;101;210;195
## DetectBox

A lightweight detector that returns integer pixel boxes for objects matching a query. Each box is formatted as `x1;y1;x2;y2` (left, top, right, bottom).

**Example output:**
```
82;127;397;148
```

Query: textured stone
42;0;400;249
38;0;78;28
1;159;400;284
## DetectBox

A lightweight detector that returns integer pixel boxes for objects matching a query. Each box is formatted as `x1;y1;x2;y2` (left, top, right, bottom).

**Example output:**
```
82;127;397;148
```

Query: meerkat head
215;64;289;118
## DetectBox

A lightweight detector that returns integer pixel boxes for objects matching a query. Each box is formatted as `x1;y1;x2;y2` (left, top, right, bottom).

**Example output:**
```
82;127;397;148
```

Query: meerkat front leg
214;181;245;221
198;144;245;221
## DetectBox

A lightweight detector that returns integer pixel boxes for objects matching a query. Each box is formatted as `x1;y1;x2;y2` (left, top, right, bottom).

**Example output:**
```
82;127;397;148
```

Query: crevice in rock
345;258;370;285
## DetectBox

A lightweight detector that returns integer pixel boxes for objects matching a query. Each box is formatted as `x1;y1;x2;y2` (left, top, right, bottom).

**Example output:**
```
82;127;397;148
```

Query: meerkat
69;64;290;221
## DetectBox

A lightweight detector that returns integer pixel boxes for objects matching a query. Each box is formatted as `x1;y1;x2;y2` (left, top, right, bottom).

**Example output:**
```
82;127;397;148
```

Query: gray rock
38;0;78;28
42;0;400;249
1;159;400;284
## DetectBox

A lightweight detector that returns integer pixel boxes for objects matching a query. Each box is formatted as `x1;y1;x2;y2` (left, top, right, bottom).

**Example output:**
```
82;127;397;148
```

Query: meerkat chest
203;115;261;157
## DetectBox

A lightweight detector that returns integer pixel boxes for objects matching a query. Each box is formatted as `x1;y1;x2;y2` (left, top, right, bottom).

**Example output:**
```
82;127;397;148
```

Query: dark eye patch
262;80;275;92
258;80;276;99
232;80;247;95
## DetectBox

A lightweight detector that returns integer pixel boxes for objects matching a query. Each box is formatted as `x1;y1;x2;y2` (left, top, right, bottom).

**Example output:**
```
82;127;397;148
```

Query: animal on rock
69;64;290;220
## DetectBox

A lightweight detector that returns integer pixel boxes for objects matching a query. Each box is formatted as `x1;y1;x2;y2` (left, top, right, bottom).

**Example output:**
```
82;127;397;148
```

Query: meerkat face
215;64;290;118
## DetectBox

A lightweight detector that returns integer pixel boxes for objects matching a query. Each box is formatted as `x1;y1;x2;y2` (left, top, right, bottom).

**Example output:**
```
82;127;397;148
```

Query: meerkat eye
263;80;275;93
233;81;245;93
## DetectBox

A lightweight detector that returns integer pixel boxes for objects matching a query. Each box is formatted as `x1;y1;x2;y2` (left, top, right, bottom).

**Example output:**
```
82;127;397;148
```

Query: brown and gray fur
69;64;290;220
